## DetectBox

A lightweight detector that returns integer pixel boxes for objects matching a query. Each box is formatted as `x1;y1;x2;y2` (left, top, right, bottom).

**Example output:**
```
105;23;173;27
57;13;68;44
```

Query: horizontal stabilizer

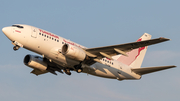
131;65;176;75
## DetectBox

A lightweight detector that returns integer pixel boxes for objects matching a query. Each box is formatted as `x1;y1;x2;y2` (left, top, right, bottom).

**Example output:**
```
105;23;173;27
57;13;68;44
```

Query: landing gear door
31;27;37;38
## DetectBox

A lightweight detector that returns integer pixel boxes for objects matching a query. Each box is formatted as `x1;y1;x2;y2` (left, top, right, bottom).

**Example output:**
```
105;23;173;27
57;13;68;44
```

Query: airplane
2;24;176;81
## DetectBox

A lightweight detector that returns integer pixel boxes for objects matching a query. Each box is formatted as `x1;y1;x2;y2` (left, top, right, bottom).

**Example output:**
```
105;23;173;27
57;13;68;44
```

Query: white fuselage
2;24;141;80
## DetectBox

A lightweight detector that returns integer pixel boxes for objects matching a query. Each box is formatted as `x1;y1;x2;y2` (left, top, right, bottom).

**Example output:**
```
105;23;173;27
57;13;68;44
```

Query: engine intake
62;44;86;61
24;55;47;71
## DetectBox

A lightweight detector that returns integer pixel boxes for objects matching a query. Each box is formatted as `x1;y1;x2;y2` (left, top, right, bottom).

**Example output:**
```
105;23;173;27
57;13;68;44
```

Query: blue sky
0;0;180;101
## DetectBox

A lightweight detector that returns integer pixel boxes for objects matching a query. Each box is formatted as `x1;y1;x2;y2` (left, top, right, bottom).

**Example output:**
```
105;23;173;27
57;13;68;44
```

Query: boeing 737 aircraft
2;24;176;81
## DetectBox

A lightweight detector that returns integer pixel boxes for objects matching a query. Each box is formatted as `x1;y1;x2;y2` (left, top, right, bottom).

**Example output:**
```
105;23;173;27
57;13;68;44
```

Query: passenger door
31;27;37;38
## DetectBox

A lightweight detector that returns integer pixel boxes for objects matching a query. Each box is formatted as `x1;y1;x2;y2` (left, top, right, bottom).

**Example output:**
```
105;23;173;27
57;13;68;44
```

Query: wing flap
31;69;48;76
131;65;176;75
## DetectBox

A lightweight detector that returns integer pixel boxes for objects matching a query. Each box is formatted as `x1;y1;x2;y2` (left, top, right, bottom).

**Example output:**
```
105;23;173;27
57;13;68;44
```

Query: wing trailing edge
31;69;48;76
131;65;176;75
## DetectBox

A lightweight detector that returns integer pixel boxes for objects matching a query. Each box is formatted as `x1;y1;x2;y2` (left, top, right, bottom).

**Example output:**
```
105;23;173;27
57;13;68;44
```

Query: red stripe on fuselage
15;30;21;33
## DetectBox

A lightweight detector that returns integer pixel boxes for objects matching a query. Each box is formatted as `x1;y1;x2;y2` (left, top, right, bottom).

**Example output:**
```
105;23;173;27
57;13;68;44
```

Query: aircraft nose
2;27;11;36
2;27;13;41
2;27;9;34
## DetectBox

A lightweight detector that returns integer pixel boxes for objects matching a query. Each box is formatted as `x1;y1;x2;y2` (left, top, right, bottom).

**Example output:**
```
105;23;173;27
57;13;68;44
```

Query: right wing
86;37;169;57
84;33;170;65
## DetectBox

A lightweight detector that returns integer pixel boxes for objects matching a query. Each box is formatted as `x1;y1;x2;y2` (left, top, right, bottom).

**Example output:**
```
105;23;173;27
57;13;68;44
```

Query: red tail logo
117;38;146;66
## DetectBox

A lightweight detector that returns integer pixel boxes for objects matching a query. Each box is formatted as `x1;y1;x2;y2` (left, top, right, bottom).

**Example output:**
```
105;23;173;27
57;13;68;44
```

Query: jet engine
24;55;47;71
62;44;86;61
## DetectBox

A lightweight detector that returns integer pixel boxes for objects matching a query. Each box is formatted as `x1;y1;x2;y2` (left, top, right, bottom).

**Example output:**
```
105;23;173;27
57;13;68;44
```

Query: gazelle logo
117;38;146;66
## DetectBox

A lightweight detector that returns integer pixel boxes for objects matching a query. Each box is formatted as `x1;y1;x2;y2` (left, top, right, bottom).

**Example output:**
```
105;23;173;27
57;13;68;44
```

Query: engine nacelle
62;44;86;61
24;55;47;71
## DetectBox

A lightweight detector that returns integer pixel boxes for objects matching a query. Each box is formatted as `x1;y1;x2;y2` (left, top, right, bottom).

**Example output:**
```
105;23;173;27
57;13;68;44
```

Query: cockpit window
12;25;24;28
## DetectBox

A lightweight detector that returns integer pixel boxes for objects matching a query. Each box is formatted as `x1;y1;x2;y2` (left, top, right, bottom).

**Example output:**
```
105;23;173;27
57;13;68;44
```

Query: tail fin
117;33;152;68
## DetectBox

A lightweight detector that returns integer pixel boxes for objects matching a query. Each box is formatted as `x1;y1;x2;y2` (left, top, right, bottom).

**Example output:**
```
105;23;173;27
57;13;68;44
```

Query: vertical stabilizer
117;33;152;68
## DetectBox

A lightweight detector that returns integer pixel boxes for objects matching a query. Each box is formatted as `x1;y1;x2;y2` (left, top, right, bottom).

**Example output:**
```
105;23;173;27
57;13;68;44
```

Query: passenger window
44;35;46;37
52;38;54;40
55;39;56;41
57;40;59;42
47;36;49;38
39;33;41;35
42;34;43;36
